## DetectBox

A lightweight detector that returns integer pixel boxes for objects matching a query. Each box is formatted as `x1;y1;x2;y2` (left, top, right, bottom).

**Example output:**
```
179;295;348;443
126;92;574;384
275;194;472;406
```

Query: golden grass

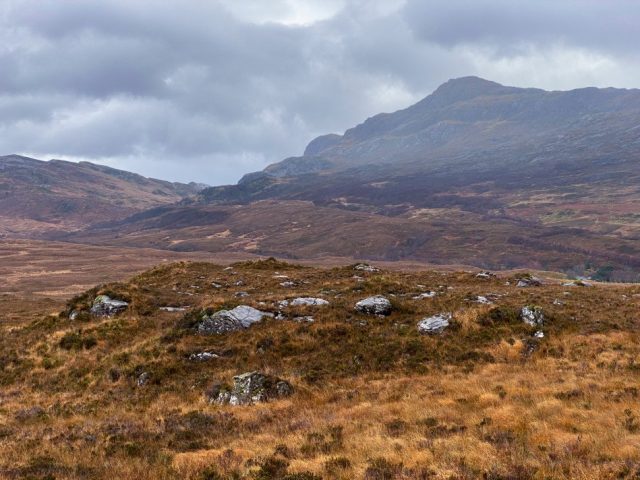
1;260;639;479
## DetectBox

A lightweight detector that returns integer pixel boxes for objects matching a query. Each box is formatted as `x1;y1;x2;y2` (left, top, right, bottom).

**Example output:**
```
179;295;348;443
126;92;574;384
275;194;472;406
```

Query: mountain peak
422;76;525;108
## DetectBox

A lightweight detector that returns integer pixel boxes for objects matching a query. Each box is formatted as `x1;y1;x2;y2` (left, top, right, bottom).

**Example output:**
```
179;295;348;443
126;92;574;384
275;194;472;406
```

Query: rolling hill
0;155;206;236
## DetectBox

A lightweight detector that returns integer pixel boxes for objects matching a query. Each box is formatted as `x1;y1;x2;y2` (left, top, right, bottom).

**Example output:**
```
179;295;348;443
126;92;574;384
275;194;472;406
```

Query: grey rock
160;306;188;312
289;297;329;307
353;263;380;273
280;281;296;288
412;291;436;299
521;306;544;327
476;271;496;279
189;351;219;362
137;372;150;387
197;305;271;335
213;372;293;406
417;313;451;334
90;295;128;317
516;276;543;288
355;295;392;315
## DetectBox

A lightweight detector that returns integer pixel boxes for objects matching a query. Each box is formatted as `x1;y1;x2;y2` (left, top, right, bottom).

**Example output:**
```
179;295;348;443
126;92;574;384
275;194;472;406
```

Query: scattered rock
412;291;436;299
553;299;563;306
137;372;150;387
475;295;493;305
417;314;451;334
90;295;128;317
189;351;219;362
213;372;293;405
280;281;296;288
293;316;315;323
354;295;392;315
197;305;272;335
521;306;544;327
289;297;329;307
476;271;496;279
534;331;545;339
354;263;380;273
516;276;543;288
68;310;79;321
234;291;250;298
211;282;223;289
160;306;188;312
562;280;593;287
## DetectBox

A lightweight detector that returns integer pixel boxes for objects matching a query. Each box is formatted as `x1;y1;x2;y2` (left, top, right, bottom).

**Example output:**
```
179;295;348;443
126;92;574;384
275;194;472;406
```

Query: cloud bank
0;0;639;183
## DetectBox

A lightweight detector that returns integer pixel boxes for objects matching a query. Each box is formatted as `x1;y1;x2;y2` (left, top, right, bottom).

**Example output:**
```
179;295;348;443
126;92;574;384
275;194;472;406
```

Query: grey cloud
403;0;640;56
0;0;638;184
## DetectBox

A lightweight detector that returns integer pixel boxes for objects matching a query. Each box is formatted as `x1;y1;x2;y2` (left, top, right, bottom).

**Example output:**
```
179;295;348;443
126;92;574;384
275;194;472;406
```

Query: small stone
137;372;150;387
516;276;542;288
354;263;380;273
412;291;436;299
280;281;296;288
189;351;219;362
476;271;496;279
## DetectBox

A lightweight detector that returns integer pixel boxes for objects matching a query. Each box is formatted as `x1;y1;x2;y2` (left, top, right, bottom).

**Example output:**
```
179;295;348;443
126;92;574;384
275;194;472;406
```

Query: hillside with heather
61;78;640;281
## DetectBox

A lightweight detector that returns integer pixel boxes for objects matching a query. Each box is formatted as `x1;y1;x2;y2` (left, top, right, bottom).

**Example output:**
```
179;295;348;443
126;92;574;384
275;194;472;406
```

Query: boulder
197;305;271;335
213;372;293;405
90;295;128;317
354;295;392;315
521;306;544;327
417;313;451;334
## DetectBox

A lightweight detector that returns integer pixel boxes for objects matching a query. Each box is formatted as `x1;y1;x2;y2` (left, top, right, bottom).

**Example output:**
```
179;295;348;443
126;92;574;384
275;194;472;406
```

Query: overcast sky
1;0;639;185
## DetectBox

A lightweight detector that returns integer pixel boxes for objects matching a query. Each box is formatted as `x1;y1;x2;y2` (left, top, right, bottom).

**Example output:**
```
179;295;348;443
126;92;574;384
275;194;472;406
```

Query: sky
1;0;639;185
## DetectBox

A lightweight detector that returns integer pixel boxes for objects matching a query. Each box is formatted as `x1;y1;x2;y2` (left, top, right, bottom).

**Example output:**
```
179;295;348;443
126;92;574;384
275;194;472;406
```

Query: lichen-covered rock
289;297;329;307
90;295;128;317
521;306;544;327
213;372;293;405
197;305;271;335
417;313;451;334
476;271;496;279
354;295;392;315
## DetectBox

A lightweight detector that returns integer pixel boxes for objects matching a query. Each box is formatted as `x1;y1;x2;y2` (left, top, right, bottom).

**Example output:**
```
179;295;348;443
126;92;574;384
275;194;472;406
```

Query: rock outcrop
212;372;293;405
521;306;544;327
197;305;271;335
90;295;128;317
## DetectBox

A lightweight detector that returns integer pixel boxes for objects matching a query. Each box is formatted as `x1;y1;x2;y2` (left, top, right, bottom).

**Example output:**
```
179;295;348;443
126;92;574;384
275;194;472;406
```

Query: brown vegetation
1;259;640;479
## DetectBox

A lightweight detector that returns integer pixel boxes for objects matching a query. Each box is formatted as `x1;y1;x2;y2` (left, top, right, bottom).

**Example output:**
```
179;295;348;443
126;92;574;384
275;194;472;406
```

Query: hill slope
0;155;206;236
2;259;640;478
71;78;640;280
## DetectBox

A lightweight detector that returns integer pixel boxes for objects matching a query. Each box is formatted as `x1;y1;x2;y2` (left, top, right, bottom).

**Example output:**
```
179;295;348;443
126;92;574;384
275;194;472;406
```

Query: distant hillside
69;77;640;280
0;155;206;236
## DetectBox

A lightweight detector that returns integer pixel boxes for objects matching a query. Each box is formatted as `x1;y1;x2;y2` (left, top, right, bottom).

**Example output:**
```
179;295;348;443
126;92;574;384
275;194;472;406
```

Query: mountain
58;78;640;279
0;155;206;236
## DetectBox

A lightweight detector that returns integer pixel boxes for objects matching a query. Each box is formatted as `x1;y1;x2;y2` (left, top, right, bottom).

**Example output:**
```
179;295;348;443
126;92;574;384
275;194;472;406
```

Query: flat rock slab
197;305;271;335
417;313;451;334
